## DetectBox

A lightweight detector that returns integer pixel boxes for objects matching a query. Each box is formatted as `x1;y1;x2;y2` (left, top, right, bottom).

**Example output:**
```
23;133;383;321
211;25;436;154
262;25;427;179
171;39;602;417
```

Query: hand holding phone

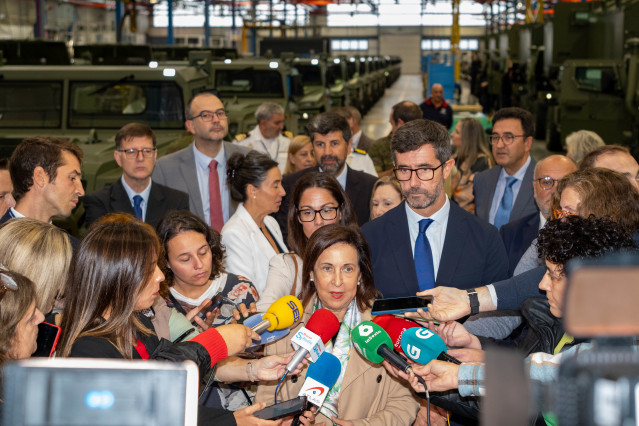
371;295;434;316
253;396;308;420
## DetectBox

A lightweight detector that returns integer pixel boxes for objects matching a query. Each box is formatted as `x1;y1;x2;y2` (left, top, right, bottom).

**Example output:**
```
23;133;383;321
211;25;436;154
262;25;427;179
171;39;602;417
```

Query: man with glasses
474;107;539;229
84;123;188;228
361;119;508;299
500;155;577;276
153;92;250;231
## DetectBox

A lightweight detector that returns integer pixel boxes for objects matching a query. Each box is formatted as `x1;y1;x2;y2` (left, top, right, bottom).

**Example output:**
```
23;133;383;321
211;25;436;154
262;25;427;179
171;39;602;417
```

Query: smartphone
196;294;223;322
33;322;61;358
371;296;433;315
253;396;308;420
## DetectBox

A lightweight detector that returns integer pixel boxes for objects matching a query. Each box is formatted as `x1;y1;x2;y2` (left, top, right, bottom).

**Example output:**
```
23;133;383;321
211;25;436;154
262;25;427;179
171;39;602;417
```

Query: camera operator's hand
233;403;283;425
410;360;460;393
427;321;482;350
216;324;260;356
254;352;307;381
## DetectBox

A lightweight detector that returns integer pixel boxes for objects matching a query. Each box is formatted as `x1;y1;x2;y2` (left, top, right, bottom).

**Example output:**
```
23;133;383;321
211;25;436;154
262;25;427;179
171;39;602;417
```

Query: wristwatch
466;288;480;315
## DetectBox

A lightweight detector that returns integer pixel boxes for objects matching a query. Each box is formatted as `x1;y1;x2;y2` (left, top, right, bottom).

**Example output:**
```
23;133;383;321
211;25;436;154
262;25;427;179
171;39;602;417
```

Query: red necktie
208;160;224;231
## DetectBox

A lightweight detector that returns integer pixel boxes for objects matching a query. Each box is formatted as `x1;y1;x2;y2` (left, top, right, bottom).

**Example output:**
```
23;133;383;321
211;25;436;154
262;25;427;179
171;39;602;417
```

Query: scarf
313;298;362;421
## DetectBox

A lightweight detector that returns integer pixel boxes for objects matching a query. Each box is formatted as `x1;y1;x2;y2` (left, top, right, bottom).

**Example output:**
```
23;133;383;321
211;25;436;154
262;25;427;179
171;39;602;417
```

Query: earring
253;195;257;200
357;280;361;286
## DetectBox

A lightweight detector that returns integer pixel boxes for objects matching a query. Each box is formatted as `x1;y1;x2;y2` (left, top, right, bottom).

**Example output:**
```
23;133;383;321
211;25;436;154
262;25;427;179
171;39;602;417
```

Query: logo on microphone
358;324;374;337
287;300;301;322
416;328;434;340
406;344;421;360
307;386;326;396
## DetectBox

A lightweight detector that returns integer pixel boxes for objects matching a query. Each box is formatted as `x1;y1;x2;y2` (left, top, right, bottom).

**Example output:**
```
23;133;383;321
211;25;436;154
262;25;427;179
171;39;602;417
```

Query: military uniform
347;148;378;177
369;134;394;173
234;126;291;172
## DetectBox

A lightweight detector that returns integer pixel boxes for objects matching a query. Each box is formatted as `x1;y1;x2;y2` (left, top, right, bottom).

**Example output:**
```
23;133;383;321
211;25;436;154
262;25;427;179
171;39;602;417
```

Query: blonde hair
0;219;72;313
566;130;605;164
369;176;403;220
285;135;313;174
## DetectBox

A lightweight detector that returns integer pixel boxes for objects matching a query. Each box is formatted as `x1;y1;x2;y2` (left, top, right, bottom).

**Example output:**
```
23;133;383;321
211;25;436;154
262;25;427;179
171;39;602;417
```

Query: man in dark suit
500;155;577;276
361;119;508;299
84;123;189;228
474;107;539;229
276;112;377;236
153;92;250;231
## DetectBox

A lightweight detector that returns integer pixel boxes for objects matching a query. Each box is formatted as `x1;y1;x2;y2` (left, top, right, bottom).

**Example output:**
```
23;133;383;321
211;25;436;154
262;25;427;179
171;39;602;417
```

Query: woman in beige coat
256;225;419;425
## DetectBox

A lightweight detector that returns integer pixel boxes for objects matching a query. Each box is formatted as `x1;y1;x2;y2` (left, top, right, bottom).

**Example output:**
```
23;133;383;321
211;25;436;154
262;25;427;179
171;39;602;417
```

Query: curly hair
155;210;226;298
537;216;636;275
551;168;639;233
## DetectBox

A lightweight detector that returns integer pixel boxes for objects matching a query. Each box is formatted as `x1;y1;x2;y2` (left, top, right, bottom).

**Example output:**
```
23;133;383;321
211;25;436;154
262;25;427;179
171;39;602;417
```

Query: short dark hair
10;137;84;201
185;91;218;120
287;172;357;255
392;101;422;125
300;224;381;312
579;145;631;169
0;158;8;171
115;123;157;149
155;210;226;298
227;151;279;202
306;112;351;144
492;107;535;139
391;119;452;164
537;215;636;274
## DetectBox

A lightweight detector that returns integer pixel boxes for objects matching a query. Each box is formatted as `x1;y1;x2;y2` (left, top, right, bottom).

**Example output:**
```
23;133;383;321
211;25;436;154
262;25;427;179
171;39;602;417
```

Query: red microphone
372;315;421;354
285;309;340;374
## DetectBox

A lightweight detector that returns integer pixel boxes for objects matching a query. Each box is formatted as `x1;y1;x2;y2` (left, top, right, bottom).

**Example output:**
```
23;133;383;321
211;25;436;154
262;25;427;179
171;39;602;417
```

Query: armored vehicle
291;57;331;133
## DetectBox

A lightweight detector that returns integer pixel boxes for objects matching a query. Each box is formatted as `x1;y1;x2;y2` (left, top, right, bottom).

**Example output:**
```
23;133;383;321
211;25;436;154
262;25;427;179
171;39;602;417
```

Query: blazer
221;203;288;295
0;210;80;250
255;253;303;312
275;165;377;238
500;212;541;277
254;301;419;426
152;142;250;222
473;158;539;226
83;179;189;228
361;201;509;298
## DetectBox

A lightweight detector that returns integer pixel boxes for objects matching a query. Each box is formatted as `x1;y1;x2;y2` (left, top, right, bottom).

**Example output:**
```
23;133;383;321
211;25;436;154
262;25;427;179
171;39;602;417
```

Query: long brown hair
0;270;36;365
58;213;161;358
300;224;380;312
454;117;494;173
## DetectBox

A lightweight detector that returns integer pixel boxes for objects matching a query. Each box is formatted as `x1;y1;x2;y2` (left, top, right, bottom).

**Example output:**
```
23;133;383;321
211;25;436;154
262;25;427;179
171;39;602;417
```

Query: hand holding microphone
350;321;414;374
400;327;462;365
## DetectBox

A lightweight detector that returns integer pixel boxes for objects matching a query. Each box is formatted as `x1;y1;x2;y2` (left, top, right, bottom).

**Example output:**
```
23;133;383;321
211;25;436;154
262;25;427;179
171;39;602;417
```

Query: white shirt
235;126;291;173
169;272;228;307
405;197;451;279
347;150;378;177
488;156;532;225
120;177;152;221
193;142;230;226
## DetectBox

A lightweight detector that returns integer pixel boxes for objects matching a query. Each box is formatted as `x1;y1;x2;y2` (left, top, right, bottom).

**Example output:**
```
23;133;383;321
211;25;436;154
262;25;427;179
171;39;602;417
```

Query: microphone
372;315;421;353
400;327;462;365
252;295;303;334
285;309;340;375
350;320;413;374
291;351;341;426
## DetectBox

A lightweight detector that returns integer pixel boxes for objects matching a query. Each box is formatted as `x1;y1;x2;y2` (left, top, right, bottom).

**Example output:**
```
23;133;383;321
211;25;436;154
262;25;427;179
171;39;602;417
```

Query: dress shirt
120;177;152;221
193;142;230;225
488;156;532;225
405;197;450;279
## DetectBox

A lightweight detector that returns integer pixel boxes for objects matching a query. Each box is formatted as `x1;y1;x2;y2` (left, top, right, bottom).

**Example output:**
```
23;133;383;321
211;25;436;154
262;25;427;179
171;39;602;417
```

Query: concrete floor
359;74;554;160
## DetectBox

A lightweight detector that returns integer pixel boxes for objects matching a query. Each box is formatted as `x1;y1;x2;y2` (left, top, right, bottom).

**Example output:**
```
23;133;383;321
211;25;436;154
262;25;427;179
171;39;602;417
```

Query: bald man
419;83;453;129
581;145;639;192
500;155;577;276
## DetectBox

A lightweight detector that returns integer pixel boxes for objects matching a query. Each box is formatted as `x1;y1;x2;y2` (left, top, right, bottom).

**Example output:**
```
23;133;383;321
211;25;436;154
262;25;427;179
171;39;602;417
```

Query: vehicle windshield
296;65;323;86
326;64;341;86
0;82;62;129
215;69;284;97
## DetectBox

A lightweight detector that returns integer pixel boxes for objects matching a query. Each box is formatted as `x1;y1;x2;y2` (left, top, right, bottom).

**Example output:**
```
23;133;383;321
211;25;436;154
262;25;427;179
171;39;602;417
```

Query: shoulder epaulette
235;133;248;142
354;148;368;155
283;131;293;139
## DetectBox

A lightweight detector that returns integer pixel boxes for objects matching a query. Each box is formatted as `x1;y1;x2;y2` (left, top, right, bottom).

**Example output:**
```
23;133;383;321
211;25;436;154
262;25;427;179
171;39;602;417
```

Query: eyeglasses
0;269;18;304
553;209;577;220
490;134;526;145
534;176;560;190
117;148;157;159
297;206;339;222
393;163;444;182
189;109;227;122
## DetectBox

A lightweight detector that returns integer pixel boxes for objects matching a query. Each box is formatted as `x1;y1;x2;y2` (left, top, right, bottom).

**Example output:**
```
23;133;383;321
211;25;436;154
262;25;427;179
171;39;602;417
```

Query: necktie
208;159;224;232
414;218;435;291
132;195;143;220
494;176;517;229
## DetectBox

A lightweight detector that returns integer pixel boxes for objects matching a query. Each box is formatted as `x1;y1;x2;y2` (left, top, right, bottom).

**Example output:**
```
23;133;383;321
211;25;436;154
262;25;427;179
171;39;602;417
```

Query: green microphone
350;320;413;374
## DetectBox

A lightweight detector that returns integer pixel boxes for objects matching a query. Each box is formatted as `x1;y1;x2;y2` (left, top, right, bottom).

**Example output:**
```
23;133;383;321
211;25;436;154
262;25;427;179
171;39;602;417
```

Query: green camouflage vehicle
344;56;366;113
328;57;349;108
210;58;301;139
291;57;331;133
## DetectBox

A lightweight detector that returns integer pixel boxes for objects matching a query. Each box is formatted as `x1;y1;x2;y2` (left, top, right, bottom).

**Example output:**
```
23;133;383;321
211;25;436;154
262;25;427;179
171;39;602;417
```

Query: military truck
210;58;301;139
291;57;331;133
327;57;349;108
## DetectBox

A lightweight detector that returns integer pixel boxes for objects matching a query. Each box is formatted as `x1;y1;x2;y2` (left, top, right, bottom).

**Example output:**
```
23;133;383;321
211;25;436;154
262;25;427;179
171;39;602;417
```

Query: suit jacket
255;301;419;425
83;179;189;228
500;212;541;277
358;132;374;152
0;210;80;250
473;158;539;226
152;142;250;222
221;203;287;295
361;201;509;298
275;165;377;238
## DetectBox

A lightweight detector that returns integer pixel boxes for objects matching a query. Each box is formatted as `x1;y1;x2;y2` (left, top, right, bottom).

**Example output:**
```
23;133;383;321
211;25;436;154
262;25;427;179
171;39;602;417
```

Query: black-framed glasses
534;176;560;190
117;148;157;159
0;269;18;304
489;133;525;145
189;109;227;122
393;163;444;182
297;206;339;222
